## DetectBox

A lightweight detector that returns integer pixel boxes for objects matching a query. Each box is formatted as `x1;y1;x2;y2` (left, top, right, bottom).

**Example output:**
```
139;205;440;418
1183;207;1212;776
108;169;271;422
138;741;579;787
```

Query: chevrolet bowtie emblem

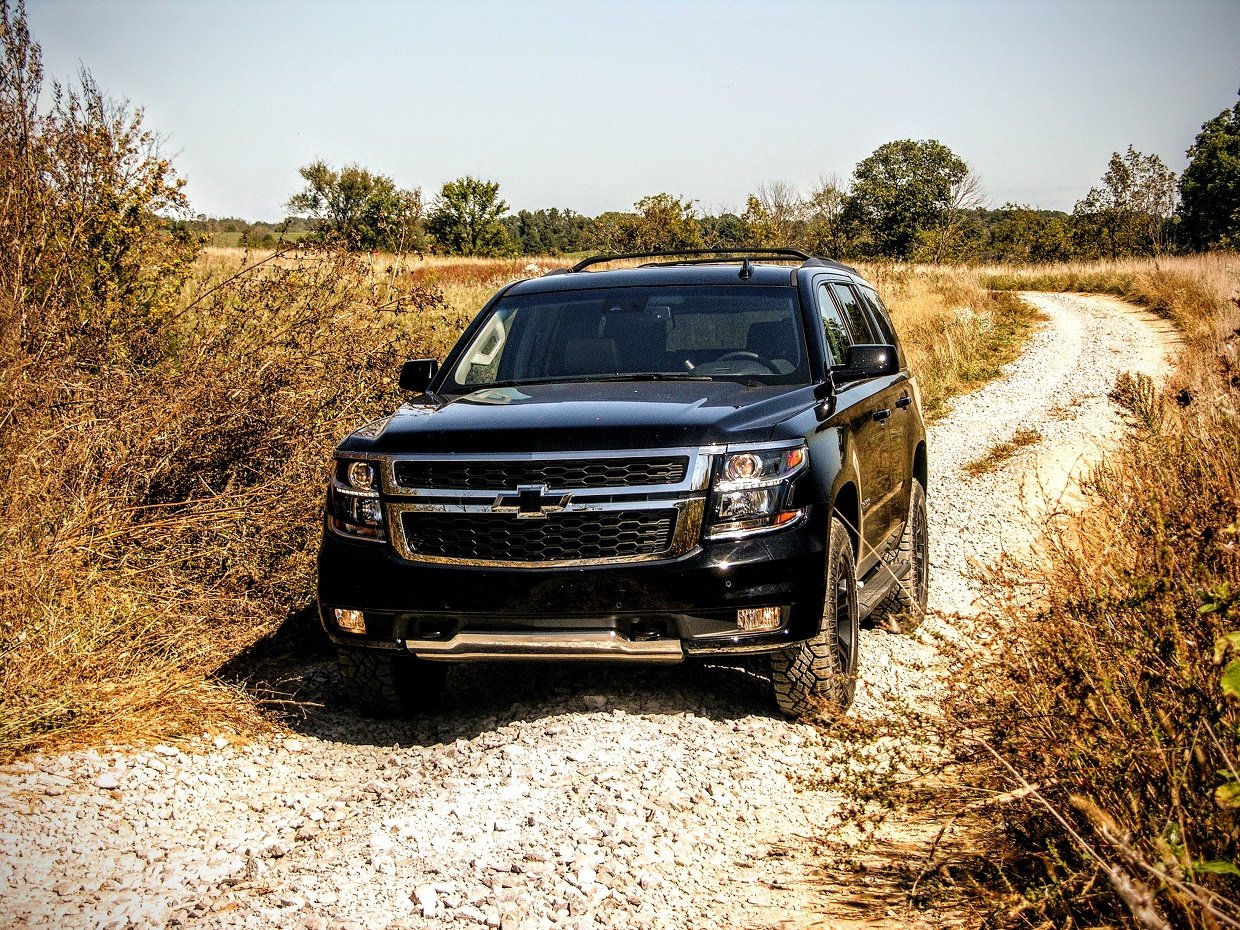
492;484;572;520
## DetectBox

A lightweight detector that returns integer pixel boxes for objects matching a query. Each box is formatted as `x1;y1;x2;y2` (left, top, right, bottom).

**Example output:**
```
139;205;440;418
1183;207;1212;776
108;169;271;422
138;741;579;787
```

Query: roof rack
565;248;856;275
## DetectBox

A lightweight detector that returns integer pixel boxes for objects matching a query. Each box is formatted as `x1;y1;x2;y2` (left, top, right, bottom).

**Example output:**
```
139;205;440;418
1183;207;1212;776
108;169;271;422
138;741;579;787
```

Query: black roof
506;249;864;297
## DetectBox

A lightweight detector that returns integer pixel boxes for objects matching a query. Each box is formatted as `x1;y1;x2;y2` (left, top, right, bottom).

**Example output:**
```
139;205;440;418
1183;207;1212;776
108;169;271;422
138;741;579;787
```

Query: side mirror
833;344;898;383
399;358;439;392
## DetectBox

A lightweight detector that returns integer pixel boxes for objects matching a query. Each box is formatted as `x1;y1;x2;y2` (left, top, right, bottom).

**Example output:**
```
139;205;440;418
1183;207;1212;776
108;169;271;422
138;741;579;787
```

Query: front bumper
318;517;825;661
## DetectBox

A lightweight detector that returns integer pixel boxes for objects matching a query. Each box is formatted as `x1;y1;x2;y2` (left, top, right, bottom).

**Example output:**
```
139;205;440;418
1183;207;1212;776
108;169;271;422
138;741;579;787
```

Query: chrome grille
393;456;688;491
402;509;676;563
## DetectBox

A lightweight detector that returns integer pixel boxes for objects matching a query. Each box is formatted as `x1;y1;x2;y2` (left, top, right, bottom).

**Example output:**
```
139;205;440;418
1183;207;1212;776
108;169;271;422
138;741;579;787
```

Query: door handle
896;396;912;409
872;408;892;423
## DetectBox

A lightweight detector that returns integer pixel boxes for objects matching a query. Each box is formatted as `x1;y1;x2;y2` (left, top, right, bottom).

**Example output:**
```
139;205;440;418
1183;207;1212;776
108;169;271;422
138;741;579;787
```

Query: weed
963;428;1043;478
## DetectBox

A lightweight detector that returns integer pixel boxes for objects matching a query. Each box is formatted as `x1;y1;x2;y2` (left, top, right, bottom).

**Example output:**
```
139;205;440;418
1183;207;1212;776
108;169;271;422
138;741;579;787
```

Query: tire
770;516;859;720
871;480;929;634
335;647;446;717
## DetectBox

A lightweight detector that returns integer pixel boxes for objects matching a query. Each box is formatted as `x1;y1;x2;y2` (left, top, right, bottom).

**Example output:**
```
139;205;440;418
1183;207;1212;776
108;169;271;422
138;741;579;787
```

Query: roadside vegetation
962;427;1043;478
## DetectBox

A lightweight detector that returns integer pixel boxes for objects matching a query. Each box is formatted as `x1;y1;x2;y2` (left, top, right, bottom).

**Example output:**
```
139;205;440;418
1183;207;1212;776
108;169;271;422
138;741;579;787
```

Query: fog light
737;606;782;632
334;608;366;634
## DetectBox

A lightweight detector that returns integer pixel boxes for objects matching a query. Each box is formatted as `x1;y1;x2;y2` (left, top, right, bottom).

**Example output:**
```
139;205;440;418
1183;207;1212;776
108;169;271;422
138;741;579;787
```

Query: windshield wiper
584;373;714;382
472;373;714;389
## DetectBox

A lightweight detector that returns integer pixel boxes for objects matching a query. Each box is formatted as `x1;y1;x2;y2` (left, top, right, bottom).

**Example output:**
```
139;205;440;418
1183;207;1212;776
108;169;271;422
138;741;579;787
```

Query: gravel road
0;293;1174;930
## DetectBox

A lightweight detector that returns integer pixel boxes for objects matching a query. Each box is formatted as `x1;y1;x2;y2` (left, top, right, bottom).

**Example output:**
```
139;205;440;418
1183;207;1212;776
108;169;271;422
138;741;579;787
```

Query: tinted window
816;283;850;366
829;283;877;343
445;286;810;390
859;286;896;345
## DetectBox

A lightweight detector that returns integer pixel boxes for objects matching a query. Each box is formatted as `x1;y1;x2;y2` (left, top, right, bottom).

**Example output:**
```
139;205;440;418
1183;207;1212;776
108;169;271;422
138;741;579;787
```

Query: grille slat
394;457;688;491
402;510;676;563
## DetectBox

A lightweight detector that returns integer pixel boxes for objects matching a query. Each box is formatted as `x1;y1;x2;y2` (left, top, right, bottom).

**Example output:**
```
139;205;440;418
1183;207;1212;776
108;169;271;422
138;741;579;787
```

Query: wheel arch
831;481;861;561
913;440;928;492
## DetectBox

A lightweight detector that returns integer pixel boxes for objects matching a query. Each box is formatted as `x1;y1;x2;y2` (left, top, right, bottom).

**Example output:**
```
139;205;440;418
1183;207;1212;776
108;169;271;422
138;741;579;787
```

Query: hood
341;380;817;454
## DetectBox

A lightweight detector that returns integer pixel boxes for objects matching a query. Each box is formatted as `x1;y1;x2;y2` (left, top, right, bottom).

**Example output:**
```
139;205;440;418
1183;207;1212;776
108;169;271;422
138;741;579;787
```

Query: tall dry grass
0;244;455;758
945;254;1240;928
860;263;1041;419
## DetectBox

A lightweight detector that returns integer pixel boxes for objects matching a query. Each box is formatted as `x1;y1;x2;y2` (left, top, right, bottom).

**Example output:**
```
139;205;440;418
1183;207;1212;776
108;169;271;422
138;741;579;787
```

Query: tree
591;210;641;252
986;204;1073;263
589;194;702;253
742;181;805;247
699;212;748;248
1178;92;1240;250
802;175;850;257
915;171;987;263
426;176;512;256
501;208;594;255
1;0;198;366
843;139;970;259
632;193;703;251
1071;146;1177;258
287;161;422;252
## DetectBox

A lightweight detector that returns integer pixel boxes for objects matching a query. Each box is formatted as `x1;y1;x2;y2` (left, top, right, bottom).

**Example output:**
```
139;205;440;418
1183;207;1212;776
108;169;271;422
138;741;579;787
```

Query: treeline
199;101;1240;262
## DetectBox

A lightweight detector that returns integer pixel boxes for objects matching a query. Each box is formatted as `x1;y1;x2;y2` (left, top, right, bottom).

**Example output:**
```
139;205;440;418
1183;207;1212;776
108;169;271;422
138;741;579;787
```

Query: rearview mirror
832;345;898;383
399;358;439;392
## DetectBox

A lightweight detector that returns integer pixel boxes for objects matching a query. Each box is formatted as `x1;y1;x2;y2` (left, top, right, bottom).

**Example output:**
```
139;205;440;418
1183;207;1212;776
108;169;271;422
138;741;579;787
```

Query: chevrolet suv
318;249;928;719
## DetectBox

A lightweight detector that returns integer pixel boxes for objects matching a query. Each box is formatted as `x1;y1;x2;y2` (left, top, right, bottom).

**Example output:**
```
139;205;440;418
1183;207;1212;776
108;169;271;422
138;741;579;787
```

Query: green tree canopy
501;208;594;255
842;139;969;259
631;193;703;251
986;204;1073;263
1178;92;1240;250
699;212;748;249
426;176;512;256
287;161;422;252
590;194;702;253
1071;146;1177;258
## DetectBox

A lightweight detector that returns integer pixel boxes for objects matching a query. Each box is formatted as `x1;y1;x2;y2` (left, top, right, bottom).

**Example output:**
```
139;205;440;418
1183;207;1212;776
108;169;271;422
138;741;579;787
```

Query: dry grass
860;263;1043;419
962;427;1043;477
0;247;453;759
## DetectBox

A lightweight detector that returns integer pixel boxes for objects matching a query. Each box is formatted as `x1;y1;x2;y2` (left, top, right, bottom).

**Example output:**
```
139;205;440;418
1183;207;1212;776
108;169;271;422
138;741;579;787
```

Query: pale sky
26;0;1240;220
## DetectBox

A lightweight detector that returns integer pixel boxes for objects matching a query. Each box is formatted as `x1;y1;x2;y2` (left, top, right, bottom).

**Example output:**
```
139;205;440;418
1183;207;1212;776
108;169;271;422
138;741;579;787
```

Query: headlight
345;461;377;491
707;444;808;539
327;459;385;541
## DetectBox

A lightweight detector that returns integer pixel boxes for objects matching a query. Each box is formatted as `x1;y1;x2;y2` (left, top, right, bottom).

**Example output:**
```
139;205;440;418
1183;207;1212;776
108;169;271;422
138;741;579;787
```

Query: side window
829;283;877;343
859;286;896;345
816;283;850;366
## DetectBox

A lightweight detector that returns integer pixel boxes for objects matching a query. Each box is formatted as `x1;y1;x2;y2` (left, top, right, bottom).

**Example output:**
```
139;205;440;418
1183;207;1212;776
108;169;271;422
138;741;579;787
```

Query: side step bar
407;632;684;663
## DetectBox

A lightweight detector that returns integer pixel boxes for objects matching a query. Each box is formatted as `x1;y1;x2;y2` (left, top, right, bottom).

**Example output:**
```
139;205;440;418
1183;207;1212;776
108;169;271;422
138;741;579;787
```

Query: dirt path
0;294;1176;930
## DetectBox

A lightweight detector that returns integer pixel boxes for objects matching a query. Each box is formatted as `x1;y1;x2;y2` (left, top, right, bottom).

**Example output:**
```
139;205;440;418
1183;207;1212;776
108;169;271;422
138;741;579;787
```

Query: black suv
318;249;928;719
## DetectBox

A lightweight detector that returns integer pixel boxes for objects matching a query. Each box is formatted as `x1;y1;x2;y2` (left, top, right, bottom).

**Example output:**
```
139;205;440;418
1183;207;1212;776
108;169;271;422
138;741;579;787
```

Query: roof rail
568;248;839;273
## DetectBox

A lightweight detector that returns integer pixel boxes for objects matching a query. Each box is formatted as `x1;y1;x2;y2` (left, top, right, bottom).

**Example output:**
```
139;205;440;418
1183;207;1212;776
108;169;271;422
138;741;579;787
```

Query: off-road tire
335;647;446;717
871;480;929;634
770;516;859;719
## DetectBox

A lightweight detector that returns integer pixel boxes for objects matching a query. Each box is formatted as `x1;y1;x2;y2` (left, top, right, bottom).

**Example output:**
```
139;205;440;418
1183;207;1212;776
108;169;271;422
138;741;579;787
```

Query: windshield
444;285;810;391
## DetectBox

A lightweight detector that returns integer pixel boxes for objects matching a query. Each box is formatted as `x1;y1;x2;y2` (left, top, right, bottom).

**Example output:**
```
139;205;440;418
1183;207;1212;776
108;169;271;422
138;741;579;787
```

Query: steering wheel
715;351;764;362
